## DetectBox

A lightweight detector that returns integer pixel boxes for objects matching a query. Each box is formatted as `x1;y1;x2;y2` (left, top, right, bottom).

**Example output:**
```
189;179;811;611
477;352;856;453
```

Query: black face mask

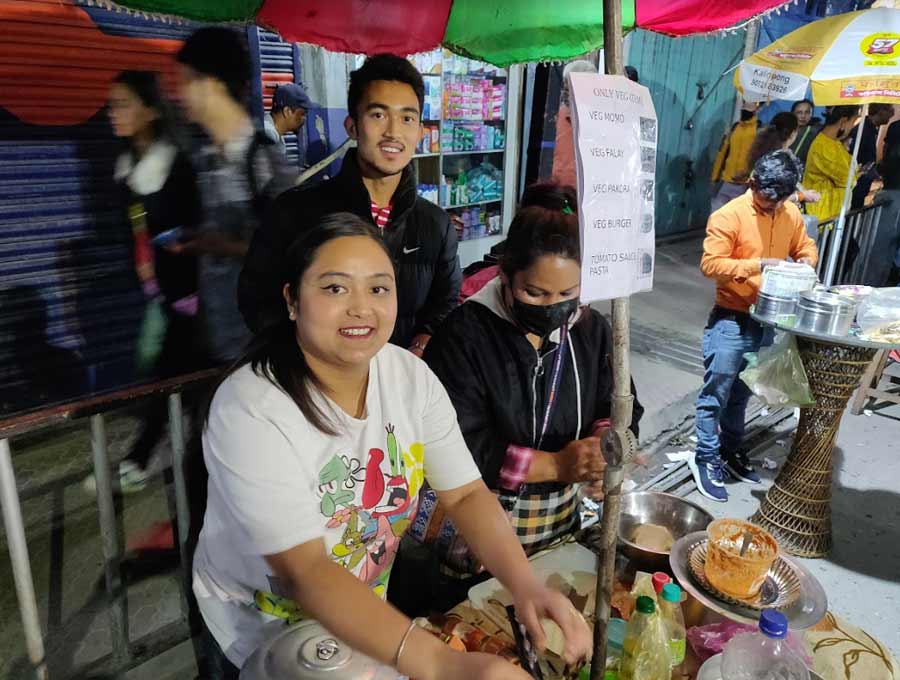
512;298;579;337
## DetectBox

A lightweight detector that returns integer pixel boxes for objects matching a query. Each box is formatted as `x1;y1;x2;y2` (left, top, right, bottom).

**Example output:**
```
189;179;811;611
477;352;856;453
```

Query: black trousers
126;311;208;469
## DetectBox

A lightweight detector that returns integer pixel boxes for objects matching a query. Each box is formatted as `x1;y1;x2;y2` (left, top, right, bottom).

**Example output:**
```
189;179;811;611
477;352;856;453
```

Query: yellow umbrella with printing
734;6;900;285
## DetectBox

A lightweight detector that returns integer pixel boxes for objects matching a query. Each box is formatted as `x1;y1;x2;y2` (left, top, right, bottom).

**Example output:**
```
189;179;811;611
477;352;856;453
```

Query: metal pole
824;103;868;286
168;394;191;567
732;19;761;122
0;439;48;679
90;414;130;665
168;392;197;629
593;2;634;678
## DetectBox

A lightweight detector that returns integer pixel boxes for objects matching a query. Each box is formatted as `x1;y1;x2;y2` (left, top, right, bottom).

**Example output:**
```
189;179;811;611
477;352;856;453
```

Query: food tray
687;538;801;611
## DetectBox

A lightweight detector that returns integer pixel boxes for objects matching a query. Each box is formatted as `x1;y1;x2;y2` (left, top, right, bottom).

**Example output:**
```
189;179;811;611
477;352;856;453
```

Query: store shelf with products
409;48;514;245
443;149;505;157
446;198;502;210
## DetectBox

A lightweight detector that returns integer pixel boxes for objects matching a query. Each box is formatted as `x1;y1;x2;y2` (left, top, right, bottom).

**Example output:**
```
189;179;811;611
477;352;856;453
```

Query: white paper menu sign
569;73;657;302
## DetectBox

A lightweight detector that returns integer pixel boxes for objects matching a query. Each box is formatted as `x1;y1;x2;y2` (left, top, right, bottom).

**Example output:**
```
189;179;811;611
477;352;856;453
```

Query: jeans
695;312;773;465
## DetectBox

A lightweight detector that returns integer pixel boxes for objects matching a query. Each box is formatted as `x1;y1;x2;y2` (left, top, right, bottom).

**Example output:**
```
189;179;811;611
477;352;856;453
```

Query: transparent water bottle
659;584;686;677
721;610;810;680
621;596;671;680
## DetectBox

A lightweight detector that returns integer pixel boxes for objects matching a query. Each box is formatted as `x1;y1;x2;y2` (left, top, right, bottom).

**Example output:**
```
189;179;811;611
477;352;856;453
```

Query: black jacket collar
334;148;418;226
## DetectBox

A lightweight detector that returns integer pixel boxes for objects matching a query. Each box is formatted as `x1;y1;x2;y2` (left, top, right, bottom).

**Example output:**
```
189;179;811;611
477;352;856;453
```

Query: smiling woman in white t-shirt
193;213;591;679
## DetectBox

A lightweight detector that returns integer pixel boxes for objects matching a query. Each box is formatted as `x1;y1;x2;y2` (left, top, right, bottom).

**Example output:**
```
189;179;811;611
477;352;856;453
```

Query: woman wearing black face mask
387;189;643;616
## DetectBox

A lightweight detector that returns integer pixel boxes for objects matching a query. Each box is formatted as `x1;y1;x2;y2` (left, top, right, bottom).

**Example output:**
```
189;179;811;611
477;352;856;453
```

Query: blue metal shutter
0;1;196;416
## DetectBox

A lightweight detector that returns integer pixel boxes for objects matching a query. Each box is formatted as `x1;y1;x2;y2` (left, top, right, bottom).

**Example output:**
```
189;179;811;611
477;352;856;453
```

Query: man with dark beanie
174;27;294;364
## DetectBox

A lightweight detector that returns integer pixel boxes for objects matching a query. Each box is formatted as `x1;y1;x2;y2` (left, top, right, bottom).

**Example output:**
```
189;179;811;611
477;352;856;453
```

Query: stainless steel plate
687;538;801;611
671;531;828;629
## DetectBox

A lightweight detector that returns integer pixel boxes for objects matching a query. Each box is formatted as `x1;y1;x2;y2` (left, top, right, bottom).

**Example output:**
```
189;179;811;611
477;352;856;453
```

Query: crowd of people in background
696;92;900;503
712;96;900;282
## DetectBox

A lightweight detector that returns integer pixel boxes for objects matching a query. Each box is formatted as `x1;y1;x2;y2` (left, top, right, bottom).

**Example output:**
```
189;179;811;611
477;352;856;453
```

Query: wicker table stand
751;337;877;557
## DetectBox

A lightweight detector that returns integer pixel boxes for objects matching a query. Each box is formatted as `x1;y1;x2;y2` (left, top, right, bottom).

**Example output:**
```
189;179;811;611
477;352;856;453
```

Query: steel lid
297;630;353;672
241;621;395;680
798;290;856;312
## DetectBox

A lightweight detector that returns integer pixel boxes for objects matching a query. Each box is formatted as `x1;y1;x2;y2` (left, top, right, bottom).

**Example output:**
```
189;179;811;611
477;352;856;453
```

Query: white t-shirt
193;344;481;667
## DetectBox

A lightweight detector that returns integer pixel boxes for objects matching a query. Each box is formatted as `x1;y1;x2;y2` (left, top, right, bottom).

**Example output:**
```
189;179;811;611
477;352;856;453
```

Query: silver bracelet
395;620;417;668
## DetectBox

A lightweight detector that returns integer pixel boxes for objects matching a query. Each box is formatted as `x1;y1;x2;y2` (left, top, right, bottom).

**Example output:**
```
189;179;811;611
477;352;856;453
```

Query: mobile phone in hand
152;228;183;248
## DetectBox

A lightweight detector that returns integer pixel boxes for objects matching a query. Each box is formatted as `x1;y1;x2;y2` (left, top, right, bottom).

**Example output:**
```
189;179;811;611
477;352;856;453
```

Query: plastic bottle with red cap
652;572;670;594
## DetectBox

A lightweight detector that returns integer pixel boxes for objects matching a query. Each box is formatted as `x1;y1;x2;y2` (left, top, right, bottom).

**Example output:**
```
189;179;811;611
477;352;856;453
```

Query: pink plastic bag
688;622;812;665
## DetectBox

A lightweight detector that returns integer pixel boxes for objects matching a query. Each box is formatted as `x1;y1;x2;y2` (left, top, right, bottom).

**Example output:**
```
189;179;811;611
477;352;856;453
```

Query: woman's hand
555;437;606;483
433;650;534;680
509;580;593;665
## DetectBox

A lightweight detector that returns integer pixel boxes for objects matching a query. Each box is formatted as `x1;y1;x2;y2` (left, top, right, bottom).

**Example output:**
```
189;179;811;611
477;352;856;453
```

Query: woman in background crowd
789;99;821;165
86;70;204;494
803;105;862;223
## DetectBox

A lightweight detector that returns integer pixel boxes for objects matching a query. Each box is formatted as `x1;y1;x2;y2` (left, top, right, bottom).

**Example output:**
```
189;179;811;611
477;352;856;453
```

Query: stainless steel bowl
755;291;798;322
618;491;714;571
795;290;857;337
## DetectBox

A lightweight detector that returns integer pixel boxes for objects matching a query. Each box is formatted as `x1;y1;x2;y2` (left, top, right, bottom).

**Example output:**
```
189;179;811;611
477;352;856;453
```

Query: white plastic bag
741;333;815;408
858;287;900;336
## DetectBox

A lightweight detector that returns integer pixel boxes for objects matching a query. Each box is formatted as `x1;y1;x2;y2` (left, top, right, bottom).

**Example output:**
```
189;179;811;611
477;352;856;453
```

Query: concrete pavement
594;234;713;445
685;392;900;657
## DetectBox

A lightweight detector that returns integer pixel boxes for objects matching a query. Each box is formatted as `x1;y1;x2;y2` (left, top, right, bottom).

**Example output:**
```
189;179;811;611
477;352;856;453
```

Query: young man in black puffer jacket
239;55;461;354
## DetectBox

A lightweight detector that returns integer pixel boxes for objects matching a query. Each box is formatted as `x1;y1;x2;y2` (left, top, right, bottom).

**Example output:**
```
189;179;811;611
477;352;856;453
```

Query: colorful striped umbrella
107;0;794;66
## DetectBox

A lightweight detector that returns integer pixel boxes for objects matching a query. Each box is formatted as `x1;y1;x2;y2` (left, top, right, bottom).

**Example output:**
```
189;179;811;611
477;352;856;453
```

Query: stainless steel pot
755;292;797;322
618;491;714;572
795;290;857;337
240;620;401;680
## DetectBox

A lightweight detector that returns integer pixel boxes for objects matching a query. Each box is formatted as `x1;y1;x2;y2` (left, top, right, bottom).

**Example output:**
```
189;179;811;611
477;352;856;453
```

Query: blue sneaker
724;450;762;484
688;455;728;502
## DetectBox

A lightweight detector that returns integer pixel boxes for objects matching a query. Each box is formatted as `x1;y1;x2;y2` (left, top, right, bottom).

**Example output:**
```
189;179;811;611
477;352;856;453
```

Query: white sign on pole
569;73;657;302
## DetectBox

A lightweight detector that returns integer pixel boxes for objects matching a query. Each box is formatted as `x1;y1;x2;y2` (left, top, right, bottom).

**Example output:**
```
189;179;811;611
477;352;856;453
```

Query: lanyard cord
537;323;569;450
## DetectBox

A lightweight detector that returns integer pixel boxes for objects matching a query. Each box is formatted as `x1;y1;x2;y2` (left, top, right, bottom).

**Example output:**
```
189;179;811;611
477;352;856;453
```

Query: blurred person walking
174;27;296;365
85;70;203;494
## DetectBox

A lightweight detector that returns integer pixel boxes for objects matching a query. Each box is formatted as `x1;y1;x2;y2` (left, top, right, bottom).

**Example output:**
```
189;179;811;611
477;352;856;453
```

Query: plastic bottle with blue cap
659;583;686;677
721;610;810;680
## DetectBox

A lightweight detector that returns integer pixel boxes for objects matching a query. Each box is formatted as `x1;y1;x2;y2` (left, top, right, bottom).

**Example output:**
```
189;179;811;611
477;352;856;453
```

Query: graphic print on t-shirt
254;424;425;620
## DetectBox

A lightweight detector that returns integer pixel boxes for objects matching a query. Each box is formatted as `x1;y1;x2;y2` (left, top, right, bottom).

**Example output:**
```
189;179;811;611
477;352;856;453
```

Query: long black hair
113;70;185;150
206;213;393;436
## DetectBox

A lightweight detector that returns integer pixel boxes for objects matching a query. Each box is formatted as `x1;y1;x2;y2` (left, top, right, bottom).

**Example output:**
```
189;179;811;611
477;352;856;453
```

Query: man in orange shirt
691;150;818;502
